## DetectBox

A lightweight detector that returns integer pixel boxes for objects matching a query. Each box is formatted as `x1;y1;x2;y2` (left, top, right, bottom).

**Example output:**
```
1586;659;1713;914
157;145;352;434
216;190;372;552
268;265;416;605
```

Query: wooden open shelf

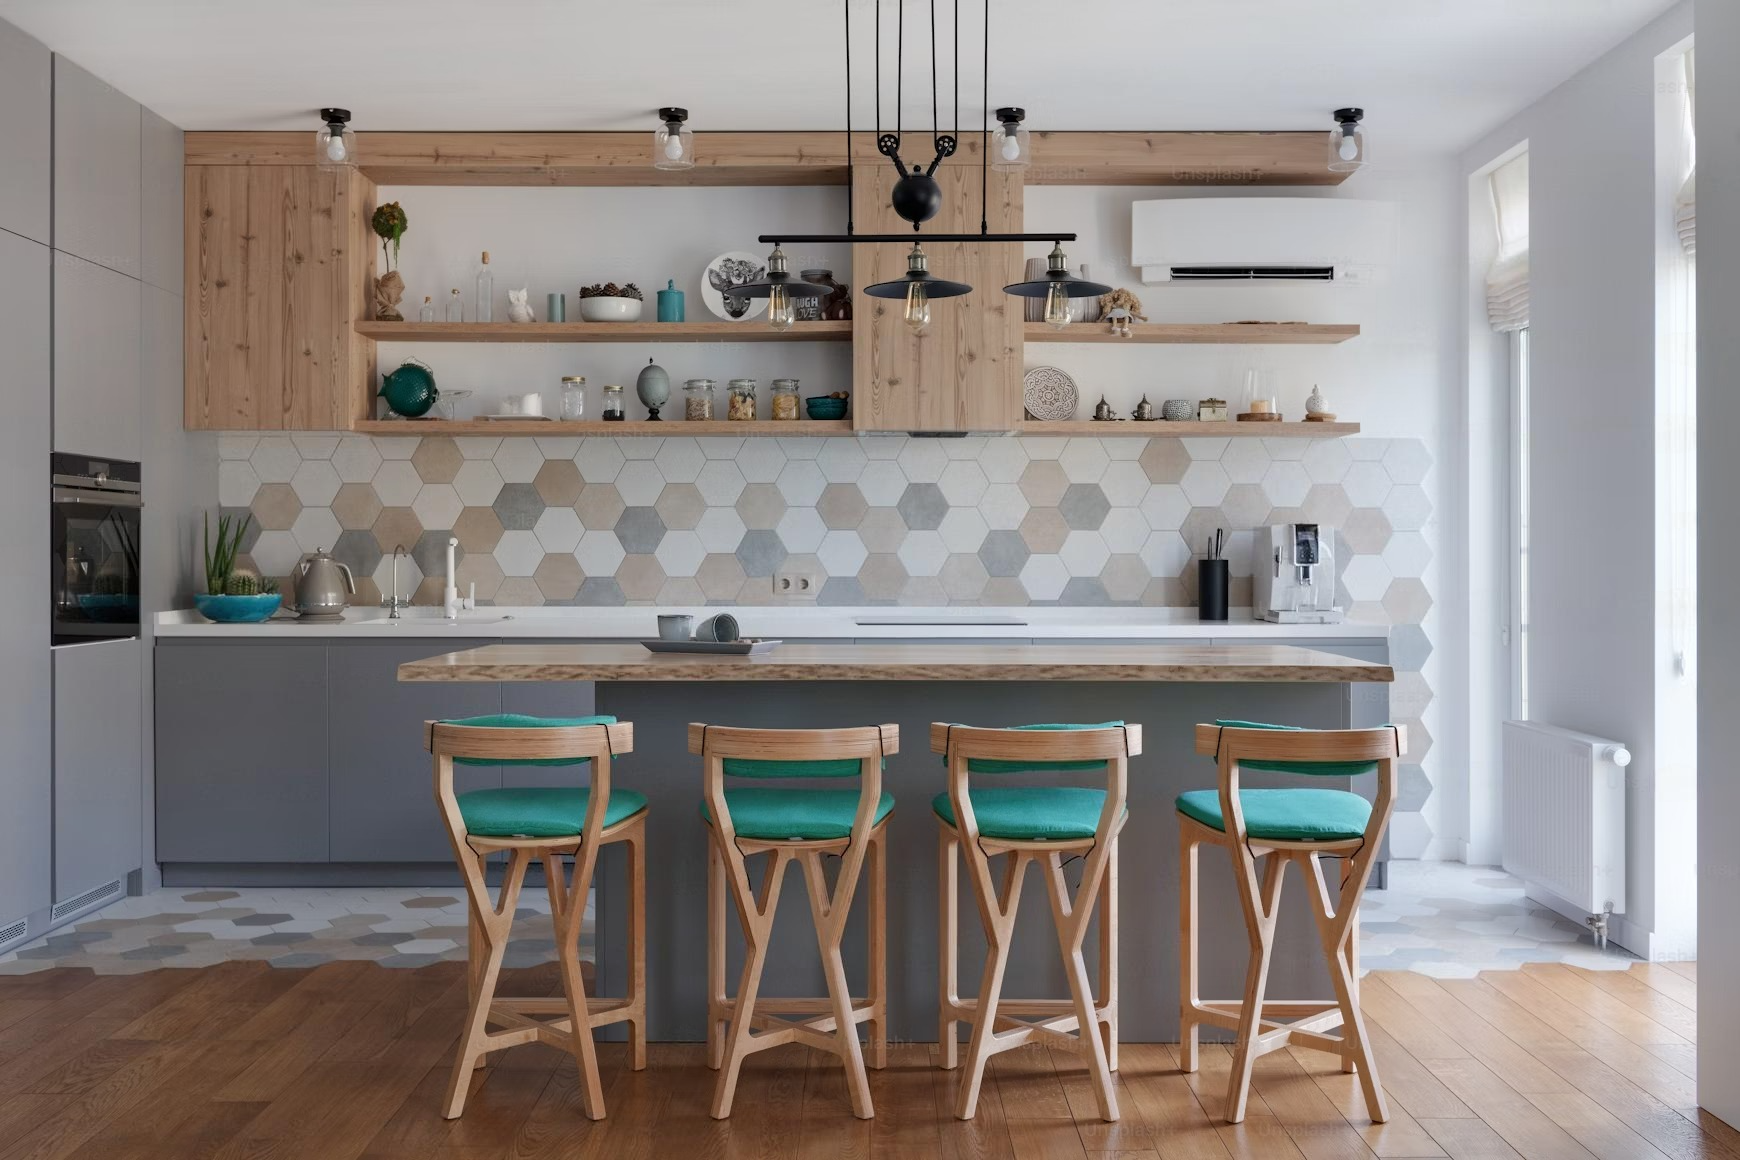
1022;322;1360;344
357;320;852;344
1019;420;1359;437
353;418;853;437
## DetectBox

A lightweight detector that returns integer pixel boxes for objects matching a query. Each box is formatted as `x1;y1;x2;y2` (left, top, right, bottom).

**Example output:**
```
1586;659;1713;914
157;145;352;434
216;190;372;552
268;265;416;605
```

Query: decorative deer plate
702;251;768;321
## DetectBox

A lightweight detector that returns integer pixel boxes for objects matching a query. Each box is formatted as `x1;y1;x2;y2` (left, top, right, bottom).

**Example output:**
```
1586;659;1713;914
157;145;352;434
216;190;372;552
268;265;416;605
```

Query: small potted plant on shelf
577;281;644;322
193;512;282;623
371;201;410;321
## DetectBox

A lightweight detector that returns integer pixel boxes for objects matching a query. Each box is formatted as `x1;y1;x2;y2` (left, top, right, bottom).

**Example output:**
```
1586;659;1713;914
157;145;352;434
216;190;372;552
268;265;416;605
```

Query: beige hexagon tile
1342;507;1393;555
1383;577;1432;623
735;483;787;530
816;483;868;530
1301;484;1354;527
657;577;706;605
1018;507;1068;554
1100;554;1150;602
411;437;463;484
350;576;382;608
654;483;706;531
453;506;505;554
1219;484;1271;529
494;577;545;607
858;554;908;600
534;553;582;602
1138;440;1191;484
534;460;583;506
253;484;302;530
616;554;666;601
939;553;989;601
456;553;505;602
413;575;447;605
980;577;1029;605
900;576;948;605
1018;460;1069;507
574;483;625;531
1141;576;1188;606
696;553;747;601
857;508;907;554
331;484;382;531
371;507;423;555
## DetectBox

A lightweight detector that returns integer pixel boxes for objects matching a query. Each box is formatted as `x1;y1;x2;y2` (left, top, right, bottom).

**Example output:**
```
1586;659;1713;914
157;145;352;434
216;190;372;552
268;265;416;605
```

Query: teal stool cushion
702;788;895;841
1212;719;1379;777
932;787;1110;841
1175;787;1372;842
940;722;1125;774
443;713;619;767
458;786;648;838
722;757;887;779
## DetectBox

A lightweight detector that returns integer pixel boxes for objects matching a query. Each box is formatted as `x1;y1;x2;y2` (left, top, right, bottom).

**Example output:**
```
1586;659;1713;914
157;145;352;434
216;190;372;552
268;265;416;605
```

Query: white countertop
155;606;1386;641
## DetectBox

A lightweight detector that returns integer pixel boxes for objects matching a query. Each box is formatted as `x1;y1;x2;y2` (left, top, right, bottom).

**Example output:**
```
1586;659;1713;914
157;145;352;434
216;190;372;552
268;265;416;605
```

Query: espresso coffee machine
1253;523;1344;624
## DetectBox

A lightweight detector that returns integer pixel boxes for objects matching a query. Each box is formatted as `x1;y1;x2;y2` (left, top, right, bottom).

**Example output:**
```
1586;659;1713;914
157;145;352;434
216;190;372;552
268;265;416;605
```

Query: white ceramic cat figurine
506;287;534;323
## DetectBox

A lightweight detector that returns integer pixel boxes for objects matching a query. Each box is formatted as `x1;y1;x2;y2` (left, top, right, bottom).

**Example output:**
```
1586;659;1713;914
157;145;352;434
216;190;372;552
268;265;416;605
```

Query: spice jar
770;378;801;421
683;379;716;421
727;379;758;421
601;383;625;421
560;376;586;420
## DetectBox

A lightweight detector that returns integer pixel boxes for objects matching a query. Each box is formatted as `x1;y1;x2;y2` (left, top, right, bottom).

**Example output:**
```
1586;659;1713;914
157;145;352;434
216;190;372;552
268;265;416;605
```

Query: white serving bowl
577;296;644;322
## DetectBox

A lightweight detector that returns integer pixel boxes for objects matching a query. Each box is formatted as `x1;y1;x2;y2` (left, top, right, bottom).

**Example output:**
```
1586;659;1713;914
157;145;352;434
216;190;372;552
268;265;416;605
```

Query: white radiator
1502;720;1631;916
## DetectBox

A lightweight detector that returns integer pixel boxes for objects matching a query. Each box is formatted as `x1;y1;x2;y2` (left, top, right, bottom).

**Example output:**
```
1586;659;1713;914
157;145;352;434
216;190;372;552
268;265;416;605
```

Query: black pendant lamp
727;245;830;332
862;244;972;335
1004;242;1111;330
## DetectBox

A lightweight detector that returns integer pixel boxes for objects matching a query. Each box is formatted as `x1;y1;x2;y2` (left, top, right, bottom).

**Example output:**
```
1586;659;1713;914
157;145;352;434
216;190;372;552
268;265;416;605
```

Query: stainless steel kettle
294;548;355;621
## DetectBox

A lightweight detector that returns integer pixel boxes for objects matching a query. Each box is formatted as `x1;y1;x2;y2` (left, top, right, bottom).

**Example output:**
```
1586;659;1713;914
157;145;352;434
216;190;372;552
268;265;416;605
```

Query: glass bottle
684;379;716;421
601;383;625;421
727;379;757;421
560;376;586;420
770;378;800;421
475;251;493;323
417;295;435;323
445;288;463;323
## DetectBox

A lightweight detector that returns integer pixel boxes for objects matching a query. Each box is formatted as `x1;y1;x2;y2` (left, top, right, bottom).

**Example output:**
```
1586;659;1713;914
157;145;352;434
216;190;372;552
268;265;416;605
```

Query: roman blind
1486;152;1530;332
1675;49;1696;258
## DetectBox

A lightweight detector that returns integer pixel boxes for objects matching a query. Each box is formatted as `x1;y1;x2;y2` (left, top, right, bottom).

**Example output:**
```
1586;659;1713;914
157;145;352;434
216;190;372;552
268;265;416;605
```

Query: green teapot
379;359;439;418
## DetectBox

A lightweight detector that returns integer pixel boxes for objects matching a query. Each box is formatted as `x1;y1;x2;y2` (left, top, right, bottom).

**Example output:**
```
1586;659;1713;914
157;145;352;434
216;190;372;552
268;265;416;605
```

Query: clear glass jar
727;378;757;421
560;376;586;420
770;378;801;421
601;383;625;421
683;378;716;421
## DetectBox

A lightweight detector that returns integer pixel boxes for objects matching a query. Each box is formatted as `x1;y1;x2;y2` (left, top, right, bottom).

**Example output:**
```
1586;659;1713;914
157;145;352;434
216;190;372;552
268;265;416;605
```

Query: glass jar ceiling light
1003;242;1111;330
653;107;694;170
315;107;356;170
992;107;1031;170
724;245;829;332
1328;107;1367;173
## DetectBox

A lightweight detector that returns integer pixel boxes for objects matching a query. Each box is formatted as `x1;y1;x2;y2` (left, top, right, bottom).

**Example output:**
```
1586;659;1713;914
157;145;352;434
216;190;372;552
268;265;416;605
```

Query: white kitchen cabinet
54;250;141;461
0;18;51;245
54;639;144;907
53;55;140;279
140;107;182;295
0;228;52;943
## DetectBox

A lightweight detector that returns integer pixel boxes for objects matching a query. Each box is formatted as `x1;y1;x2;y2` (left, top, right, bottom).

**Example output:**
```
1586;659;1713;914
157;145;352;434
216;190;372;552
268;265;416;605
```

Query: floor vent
0;918;26;949
52;878;122;922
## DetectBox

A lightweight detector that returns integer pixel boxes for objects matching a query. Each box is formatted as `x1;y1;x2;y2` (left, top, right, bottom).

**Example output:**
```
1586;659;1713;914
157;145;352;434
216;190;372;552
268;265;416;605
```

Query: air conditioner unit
1132;197;1397;286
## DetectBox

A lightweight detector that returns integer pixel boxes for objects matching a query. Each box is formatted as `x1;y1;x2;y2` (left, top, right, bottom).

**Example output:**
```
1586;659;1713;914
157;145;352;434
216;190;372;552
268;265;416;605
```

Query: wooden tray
1236;412;1283;422
641;639;782;655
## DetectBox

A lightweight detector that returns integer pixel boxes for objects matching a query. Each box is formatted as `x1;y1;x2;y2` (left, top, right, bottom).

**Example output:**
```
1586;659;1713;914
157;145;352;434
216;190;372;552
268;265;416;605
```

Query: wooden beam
1028;132;1344;186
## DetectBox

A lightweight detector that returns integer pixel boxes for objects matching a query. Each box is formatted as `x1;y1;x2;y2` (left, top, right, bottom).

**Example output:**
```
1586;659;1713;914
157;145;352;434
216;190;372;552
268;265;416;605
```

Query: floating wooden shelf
1019;420;1359;437
353;419;853;437
355;320;853;344
1022;322;1360;344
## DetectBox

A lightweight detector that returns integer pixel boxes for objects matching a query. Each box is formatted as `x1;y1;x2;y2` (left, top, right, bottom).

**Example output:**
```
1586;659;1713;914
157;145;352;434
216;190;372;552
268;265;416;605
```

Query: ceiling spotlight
653;107;694;170
1328;107;1367;173
315;107;355;170
992;107;1030;170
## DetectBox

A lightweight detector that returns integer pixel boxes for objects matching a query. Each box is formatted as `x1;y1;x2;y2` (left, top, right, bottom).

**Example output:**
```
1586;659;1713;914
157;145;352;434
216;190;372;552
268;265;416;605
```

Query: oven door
52;484;142;645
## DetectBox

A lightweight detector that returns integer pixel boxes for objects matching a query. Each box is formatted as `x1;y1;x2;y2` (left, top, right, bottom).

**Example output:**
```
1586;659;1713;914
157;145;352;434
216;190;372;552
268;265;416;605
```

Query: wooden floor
0;958;1721;1159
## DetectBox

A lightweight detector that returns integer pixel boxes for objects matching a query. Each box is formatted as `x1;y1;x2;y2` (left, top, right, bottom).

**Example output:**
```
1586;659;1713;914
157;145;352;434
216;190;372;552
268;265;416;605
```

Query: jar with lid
560;376;586;420
770;378;801;421
683;378;716;421
601;383;625;421
727;379;758;421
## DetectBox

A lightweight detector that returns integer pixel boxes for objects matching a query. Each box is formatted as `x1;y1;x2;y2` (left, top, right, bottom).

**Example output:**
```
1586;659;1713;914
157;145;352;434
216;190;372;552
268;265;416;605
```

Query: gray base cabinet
53;639;143;904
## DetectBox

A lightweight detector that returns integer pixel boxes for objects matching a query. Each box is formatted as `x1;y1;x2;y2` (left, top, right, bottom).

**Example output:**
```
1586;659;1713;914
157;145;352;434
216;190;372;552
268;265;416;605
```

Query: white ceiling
0;0;1676;155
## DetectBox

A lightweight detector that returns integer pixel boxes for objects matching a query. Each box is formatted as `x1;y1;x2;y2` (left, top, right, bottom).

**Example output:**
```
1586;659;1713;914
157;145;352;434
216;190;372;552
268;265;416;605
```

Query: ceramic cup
694;613;739;643
657;614;694;641
516;392;544;417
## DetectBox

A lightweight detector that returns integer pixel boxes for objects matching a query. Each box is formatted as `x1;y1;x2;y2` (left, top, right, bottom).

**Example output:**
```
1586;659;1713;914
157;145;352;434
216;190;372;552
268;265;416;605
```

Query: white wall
1459;0;1693;957
1697;0;1740;1128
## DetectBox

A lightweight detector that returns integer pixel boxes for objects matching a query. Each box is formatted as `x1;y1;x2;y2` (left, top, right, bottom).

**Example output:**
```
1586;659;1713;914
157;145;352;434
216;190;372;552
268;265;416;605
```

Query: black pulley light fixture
1004;241;1111;330
750;0;1087;331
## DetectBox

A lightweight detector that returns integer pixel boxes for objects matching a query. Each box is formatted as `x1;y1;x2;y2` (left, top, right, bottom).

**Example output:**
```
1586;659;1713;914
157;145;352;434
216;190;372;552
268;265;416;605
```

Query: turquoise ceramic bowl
805;396;847;420
194;593;283;623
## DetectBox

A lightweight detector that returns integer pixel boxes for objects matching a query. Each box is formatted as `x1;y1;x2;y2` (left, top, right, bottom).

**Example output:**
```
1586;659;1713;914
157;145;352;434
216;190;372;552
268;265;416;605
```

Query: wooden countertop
396;642;1393;684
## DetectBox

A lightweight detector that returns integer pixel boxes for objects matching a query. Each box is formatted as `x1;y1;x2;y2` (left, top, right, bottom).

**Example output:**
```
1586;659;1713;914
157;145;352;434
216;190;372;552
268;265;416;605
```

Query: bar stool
425;713;647;1122
1177;721;1402;1125
692;722;896;1120
933;721;1139;1123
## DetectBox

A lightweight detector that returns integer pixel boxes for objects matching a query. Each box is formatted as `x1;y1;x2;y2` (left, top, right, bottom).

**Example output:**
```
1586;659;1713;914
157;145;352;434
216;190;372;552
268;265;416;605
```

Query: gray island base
398;643;1393;1042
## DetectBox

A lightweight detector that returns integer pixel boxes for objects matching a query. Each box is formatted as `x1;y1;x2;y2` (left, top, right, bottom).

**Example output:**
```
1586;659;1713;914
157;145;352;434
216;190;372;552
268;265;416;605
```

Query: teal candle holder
657;278;685;322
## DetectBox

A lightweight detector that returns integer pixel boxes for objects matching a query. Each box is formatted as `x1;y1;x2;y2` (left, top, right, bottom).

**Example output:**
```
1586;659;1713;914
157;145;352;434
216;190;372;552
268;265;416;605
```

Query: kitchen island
397;640;1392;1042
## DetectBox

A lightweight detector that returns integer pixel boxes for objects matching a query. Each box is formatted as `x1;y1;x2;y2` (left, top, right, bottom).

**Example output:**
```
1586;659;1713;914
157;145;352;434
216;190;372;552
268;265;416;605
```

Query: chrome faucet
382;544;410;618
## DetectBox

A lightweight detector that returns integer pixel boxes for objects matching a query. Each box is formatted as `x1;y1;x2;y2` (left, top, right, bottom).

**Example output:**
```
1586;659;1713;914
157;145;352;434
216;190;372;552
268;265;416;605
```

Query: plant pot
578;296;644;322
194;593;283;623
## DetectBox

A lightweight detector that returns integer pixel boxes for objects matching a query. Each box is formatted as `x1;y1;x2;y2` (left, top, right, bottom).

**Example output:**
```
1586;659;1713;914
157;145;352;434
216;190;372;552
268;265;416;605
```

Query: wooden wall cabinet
850;145;1024;432
183;165;374;430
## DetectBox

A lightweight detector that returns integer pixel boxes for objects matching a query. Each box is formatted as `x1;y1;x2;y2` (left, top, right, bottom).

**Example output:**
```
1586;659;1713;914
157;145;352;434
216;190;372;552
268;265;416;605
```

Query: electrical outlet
773;571;819;596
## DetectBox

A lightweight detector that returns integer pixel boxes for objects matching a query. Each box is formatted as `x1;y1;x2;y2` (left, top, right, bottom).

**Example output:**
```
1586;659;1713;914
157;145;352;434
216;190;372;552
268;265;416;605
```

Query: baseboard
1524;882;1655;959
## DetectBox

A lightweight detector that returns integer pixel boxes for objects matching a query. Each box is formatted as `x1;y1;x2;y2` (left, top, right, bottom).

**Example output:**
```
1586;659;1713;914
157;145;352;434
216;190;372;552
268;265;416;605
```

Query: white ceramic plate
1023;365;1080;421
479;413;554;421
702;251;768;321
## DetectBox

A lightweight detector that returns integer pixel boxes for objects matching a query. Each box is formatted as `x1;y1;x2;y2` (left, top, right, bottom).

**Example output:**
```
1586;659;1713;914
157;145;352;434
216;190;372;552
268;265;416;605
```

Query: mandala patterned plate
1022;365;1080;422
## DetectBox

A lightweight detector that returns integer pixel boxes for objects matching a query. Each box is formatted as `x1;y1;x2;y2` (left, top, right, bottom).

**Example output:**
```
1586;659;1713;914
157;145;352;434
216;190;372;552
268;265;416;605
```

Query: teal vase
657;278;685;322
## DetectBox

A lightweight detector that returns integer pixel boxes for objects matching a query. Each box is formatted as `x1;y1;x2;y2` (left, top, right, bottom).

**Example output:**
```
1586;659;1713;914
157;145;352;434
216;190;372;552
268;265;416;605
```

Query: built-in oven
51;452;141;646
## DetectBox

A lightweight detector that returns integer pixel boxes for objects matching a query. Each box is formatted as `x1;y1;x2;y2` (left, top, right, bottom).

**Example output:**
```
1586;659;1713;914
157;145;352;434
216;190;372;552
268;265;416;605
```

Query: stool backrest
425;718;635;850
928;721;1139;773
1195;722;1404;851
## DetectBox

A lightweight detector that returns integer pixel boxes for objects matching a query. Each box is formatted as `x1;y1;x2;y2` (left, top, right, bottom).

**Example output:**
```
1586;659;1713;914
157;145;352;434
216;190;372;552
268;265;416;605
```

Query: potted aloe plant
193;512;281;623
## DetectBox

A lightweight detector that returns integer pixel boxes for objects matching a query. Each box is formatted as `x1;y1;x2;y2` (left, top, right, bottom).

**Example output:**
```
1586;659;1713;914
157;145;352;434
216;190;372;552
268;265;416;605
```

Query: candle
1249;398;1275;413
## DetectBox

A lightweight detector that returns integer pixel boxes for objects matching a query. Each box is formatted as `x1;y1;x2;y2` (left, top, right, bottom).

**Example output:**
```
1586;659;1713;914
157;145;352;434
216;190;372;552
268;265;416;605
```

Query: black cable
896;0;904;142
930;0;938;143
980;0;989;236
874;0;881;140
845;0;854;236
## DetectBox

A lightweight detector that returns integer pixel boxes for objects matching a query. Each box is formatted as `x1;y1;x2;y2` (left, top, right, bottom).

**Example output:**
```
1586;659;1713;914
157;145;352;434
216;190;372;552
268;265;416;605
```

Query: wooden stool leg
713;846;789;1120
625;816;648;1072
1097;835;1119;1073
1309;852;1388;1122
867;824;888;1071
938;824;959;1071
1224;851;1286;1124
1178;823;1200;1074
549;846;608;1121
706;829;727;1070
466;855;491;1074
445;846;531;1120
1340;856;1358;1075
802;850;873;1119
956;850;1025;1121
1043;853;1118;1122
